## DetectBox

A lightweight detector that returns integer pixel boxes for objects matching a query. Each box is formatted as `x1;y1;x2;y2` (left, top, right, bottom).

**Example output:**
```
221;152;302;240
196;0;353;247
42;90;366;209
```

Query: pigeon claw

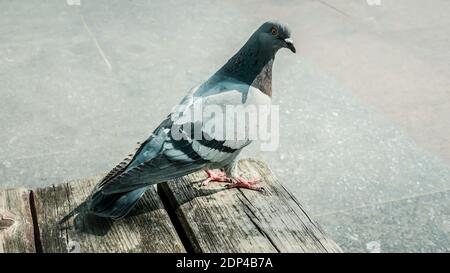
200;169;231;187
225;177;264;192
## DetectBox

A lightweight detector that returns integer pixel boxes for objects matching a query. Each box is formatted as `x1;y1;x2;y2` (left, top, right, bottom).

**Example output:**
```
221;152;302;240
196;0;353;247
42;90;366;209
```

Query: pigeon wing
99;80;269;194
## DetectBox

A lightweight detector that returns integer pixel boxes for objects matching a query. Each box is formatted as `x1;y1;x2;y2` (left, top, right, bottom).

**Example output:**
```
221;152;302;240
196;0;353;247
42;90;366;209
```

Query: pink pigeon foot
200;169;231;186
226;177;264;192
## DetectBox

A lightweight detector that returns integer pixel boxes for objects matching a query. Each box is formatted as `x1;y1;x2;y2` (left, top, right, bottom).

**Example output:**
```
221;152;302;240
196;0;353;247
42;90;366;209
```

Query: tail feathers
88;187;146;220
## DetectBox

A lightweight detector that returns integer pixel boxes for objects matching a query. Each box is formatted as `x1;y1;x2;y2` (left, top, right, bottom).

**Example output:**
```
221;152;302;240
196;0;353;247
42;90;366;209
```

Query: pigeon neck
219;38;275;97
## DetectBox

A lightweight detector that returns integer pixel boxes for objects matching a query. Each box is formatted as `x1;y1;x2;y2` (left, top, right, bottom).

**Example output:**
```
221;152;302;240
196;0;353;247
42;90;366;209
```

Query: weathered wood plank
0;187;35;253
160;159;342;253
33;175;185;253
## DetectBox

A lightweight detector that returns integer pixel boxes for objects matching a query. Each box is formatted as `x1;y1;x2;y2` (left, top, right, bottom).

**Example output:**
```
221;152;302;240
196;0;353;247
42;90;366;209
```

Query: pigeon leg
226;177;264;192
200;169;231;186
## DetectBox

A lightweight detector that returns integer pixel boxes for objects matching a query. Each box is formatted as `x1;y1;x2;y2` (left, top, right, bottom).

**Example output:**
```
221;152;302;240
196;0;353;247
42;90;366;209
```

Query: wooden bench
0;159;341;253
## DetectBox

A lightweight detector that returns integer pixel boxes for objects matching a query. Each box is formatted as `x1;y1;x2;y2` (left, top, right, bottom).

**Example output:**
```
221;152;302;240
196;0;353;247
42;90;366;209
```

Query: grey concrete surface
317;190;450;253
0;0;449;252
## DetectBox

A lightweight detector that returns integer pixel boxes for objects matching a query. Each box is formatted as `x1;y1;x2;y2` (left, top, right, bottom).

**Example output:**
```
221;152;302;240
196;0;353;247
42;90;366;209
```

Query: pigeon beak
284;38;296;53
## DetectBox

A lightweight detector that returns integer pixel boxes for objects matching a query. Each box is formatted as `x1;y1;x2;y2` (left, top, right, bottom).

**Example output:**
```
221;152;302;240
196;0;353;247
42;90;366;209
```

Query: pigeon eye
271;27;278;36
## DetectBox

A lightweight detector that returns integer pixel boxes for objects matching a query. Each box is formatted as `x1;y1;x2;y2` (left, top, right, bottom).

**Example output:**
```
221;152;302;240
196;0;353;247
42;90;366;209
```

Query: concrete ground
0;0;449;252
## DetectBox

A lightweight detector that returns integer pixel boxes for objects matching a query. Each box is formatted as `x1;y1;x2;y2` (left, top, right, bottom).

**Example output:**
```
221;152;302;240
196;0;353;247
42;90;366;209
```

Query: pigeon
88;20;296;219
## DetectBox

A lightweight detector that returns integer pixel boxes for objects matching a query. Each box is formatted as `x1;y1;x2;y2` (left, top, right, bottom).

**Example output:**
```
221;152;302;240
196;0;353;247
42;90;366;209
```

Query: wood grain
160;159;342;253
33;175;185;253
0;187;35;253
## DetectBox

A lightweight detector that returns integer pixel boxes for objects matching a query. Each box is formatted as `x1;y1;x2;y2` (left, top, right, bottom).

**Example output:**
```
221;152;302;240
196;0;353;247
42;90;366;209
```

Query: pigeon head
255;20;296;54
216;20;296;96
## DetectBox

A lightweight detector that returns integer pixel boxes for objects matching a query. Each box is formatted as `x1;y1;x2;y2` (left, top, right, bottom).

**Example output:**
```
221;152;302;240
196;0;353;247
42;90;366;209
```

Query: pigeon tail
87;187;146;220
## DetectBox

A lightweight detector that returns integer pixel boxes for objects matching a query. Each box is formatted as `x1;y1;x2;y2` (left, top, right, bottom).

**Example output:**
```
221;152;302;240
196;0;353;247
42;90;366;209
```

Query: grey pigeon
88;20;296;219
